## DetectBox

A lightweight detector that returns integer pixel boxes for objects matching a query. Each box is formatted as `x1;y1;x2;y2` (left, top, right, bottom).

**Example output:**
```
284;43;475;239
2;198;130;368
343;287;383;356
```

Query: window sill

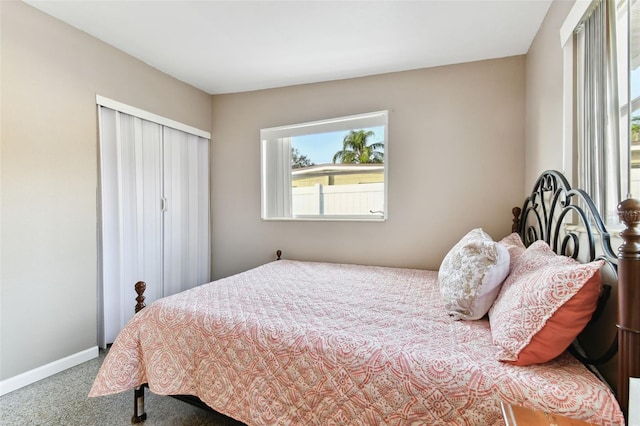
262;216;386;223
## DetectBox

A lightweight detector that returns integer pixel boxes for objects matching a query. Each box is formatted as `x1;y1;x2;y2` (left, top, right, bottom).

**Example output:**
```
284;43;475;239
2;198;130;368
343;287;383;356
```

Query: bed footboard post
132;282;148;423
131;384;147;423
134;281;146;313
616;199;640;418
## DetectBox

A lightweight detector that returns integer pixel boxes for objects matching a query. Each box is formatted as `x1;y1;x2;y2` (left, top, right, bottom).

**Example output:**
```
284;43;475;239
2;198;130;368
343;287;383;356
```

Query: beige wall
0;1;211;381
211;56;526;279
525;0;575;191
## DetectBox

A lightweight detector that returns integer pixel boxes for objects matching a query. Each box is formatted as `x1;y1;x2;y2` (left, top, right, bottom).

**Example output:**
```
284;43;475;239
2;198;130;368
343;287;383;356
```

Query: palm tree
332;130;384;164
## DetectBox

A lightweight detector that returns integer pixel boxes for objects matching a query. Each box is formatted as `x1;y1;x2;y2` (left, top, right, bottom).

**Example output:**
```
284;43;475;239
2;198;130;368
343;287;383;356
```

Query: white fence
292;182;384;216
631;169;640;200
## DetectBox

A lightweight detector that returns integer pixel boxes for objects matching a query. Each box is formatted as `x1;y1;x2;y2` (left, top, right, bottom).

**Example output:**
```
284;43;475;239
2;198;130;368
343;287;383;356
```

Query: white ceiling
25;0;553;95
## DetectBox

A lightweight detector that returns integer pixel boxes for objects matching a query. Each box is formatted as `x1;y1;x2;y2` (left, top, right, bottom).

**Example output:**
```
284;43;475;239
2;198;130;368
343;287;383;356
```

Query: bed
89;170;639;425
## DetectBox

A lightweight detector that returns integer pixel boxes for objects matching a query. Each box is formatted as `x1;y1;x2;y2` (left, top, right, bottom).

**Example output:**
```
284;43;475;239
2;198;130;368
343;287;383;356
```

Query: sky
291;126;384;165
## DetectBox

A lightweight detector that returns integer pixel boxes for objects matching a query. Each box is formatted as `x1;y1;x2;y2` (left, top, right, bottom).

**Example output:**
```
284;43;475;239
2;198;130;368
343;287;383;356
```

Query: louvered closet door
162;127;210;295
99;108;164;345
98;106;211;347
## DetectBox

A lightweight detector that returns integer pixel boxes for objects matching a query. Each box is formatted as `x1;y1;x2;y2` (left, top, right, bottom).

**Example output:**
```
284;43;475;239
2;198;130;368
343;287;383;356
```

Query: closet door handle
160;197;168;212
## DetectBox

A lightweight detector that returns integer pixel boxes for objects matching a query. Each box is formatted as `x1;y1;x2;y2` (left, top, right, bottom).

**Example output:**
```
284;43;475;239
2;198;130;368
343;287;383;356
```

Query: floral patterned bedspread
89;260;624;425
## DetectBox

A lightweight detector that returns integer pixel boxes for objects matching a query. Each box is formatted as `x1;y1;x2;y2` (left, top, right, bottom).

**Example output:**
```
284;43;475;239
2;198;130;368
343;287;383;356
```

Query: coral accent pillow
489;240;603;366
439;228;510;320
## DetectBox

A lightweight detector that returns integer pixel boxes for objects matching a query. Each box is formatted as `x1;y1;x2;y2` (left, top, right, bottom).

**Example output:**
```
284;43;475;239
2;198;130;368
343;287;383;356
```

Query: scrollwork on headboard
518;170;617;263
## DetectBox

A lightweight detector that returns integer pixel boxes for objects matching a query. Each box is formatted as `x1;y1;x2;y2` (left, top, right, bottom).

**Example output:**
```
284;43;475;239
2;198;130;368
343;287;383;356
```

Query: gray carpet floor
0;349;246;426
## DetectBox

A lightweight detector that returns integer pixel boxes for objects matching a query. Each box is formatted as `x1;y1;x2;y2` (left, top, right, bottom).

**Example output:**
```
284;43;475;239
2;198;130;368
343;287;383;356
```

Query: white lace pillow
438;228;510;320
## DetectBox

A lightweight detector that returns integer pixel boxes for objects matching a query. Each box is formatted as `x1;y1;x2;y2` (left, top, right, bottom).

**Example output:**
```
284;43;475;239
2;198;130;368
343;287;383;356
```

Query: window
261;111;388;221
567;0;639;224
616;0;640;197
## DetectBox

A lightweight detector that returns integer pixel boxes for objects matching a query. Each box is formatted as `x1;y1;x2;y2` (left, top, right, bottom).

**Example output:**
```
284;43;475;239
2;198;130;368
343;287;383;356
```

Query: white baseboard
0;346;99;396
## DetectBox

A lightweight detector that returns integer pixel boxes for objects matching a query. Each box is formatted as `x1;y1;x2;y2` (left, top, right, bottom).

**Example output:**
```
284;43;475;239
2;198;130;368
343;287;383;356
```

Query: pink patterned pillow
498;233;526;269
489;240;603;365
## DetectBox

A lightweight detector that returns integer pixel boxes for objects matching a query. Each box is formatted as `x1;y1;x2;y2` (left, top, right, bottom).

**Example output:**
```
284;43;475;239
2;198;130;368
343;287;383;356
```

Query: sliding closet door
98;107;164;346
98;104;211;347
162;127;210;295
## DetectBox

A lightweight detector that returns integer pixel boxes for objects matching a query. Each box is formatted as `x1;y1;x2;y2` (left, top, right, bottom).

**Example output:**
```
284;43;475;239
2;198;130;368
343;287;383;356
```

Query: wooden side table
500;402;597;426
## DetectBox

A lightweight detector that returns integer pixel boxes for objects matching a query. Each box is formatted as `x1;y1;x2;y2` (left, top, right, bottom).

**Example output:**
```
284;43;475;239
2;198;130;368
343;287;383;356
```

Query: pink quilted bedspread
90;260;624;425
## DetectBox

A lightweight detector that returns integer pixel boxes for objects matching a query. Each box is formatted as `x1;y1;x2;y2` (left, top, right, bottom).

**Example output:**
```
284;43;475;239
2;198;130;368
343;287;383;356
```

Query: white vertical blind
261;137;292;218
575;0;621;223
98;105;210;347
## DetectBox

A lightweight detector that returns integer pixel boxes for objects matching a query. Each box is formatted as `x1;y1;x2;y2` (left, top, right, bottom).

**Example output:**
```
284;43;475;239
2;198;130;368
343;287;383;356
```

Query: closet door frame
96;96;210;139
